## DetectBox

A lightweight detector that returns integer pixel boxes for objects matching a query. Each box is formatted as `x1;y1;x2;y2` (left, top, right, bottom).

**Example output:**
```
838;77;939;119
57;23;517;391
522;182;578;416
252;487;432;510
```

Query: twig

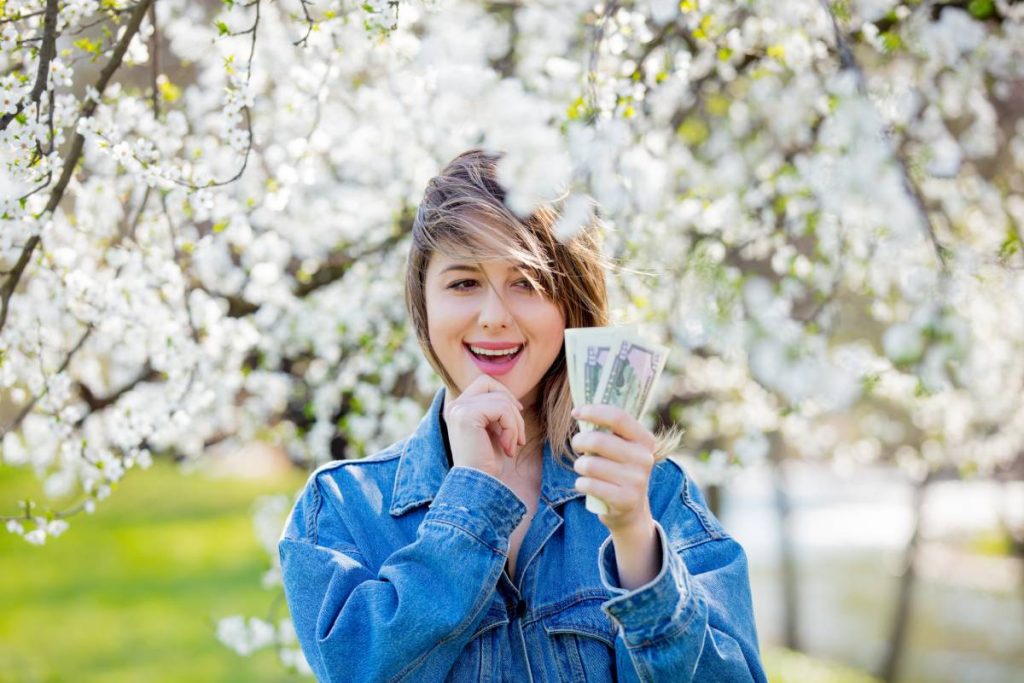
294;0;315;47
817;0;949;269
0;323;93;439
149;0;159;118
0;0;58;132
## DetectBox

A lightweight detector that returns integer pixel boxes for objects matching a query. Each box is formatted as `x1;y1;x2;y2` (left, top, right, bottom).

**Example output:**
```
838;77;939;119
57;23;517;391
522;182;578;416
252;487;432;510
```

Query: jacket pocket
541;597;617;682
445;602;508;683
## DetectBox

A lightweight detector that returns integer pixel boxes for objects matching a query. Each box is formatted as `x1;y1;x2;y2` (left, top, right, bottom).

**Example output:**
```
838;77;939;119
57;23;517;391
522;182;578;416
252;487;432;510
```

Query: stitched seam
308;476;323;545
537;596;617;645
548;627;616;649
682;477;725;540
531;591;611;622
674;531;735;553
624;592;701;650
421;519;507;557
624;640;655;683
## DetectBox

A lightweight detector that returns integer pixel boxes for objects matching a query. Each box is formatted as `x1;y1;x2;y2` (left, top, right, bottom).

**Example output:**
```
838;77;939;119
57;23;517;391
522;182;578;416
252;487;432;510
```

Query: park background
1;0;1023;681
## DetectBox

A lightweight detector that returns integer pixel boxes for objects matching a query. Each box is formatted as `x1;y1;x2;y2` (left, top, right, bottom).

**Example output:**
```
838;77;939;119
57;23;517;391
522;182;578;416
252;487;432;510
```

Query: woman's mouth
464;343;524;376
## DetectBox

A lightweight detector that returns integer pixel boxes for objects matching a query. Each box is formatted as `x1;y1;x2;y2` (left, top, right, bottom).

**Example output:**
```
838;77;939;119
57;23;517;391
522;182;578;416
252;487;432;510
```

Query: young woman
279;149;767;682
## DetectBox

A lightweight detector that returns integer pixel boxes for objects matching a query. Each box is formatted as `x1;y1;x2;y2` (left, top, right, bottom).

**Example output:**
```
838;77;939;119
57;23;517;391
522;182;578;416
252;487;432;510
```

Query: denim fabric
279;386;767;682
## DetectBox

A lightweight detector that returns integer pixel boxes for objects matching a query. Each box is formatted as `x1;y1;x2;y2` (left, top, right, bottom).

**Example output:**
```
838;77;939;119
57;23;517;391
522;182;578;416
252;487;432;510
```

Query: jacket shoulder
310;438;406;477
652;455;728;548
281;439;408;545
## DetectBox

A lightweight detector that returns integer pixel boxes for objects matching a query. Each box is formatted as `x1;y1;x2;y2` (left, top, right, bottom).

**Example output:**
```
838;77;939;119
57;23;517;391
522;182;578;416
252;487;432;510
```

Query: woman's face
424;252;565;407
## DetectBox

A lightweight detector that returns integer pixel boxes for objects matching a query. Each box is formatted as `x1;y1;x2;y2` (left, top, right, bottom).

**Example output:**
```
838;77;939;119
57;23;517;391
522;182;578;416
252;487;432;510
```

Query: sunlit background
3;0;1024;680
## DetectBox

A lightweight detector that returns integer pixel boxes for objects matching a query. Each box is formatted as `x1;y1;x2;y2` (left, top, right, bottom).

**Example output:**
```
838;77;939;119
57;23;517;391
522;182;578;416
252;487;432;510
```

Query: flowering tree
2;0;1022;676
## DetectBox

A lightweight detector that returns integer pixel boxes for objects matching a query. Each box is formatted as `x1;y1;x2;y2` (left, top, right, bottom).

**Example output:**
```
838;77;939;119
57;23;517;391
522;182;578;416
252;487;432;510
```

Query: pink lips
464;342;524;376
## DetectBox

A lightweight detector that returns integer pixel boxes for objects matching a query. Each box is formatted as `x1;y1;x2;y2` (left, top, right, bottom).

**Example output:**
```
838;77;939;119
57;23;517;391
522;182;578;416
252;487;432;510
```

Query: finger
456;379;524;453
570;431;635;464
461;375;524;409
484;392;524;454
572;405;654;449
516;399;526;447
487;422;510;457
488;398;520;457
573;476;629;506
573;454;644;485
487;387;525;450
486;407;514;457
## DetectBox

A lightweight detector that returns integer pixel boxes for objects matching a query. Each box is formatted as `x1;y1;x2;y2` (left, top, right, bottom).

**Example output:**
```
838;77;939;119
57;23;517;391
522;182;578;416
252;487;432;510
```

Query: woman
279;149;767;682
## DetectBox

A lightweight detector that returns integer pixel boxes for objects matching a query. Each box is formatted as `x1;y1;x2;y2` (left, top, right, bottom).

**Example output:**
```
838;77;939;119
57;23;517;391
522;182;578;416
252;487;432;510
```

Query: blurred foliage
967;529;1014;558
766;646;881;683
0;458;307;683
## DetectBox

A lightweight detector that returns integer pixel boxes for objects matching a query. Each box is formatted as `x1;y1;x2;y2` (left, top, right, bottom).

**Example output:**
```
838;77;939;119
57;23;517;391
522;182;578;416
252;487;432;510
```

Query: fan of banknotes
564;326;669;515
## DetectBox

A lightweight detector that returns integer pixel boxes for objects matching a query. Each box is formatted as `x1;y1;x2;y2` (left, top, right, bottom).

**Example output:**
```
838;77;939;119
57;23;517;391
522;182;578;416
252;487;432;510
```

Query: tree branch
0;0;58;133
0;0;155;337
818;0;950;269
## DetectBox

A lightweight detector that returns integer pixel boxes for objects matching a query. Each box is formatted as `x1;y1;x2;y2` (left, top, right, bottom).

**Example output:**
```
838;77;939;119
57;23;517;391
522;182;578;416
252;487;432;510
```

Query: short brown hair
405;148;680;470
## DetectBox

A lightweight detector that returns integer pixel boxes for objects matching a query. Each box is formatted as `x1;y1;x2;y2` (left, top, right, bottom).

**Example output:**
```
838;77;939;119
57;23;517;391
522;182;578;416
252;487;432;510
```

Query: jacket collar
390;386;583;516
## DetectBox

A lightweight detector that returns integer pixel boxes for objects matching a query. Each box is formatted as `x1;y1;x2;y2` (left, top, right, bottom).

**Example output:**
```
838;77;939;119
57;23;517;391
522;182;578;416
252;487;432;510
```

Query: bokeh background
3;443;1021;681
2;0;1023;681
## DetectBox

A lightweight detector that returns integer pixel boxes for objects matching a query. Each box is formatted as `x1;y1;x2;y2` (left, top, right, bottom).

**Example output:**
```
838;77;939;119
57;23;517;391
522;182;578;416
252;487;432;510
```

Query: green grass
0;458;308;683
765;647;882;683
1;459;890;682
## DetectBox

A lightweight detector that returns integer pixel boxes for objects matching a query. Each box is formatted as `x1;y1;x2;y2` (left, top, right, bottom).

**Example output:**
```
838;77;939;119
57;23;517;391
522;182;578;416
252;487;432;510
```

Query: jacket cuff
425;466;527;555
598;520;694;646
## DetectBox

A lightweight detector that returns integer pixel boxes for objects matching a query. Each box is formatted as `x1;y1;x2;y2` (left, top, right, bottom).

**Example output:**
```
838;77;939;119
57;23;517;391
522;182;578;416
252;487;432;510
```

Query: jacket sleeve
279;465;527;683
596;462;767;683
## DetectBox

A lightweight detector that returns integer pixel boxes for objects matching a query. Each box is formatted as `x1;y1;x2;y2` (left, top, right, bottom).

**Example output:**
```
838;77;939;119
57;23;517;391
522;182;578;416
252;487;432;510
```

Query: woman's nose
478;287;513;329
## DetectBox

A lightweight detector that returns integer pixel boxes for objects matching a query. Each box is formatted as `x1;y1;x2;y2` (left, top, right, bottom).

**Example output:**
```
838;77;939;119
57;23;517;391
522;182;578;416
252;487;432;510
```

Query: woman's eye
447;279;535;291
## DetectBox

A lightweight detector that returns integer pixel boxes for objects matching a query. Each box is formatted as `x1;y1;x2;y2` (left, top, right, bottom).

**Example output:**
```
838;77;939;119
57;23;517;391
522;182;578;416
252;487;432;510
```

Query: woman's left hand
570;404;657;534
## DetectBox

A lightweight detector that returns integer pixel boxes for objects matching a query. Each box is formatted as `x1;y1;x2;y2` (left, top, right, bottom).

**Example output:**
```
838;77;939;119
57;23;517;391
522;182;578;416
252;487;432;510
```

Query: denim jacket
279;387;766;682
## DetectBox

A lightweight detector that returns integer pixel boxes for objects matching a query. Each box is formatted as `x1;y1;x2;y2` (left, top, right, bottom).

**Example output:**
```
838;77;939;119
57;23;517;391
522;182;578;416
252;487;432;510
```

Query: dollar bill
564;327;619;433
592;338;669;422
563;326;670;515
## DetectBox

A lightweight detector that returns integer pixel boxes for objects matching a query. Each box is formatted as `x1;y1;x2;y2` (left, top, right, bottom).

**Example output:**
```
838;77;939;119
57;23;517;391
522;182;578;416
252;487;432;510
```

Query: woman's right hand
443;374;526;479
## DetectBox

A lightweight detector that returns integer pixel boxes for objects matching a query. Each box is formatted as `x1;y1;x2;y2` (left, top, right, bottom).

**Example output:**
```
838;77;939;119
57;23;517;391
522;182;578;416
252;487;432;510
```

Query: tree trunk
705;483;722;519
769;432;800;651
879;472;932;683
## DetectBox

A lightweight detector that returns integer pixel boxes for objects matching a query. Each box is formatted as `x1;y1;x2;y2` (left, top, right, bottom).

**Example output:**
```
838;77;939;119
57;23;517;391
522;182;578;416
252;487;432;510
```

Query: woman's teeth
469;345;521;356
468;345;523;361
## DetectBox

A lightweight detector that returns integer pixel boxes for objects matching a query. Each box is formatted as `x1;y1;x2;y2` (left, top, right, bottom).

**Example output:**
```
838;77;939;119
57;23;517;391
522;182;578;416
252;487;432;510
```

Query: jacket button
515;600;527;618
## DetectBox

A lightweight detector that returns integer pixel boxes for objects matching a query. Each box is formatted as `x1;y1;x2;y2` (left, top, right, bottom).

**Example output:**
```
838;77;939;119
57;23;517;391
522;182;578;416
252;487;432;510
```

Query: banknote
592;338;669;422
563;327;619;433
564;326;669;514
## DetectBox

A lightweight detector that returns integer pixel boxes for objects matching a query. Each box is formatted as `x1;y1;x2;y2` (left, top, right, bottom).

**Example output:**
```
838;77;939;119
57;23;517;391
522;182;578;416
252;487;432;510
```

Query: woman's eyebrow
439;263;480;275
438;263;527;277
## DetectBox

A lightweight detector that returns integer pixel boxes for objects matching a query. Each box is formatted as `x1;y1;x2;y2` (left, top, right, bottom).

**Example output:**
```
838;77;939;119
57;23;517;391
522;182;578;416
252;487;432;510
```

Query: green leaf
215;20;230;36
998;229;1020;259
967;0;995;20
880;31;902;53
73;37;100;54
676;116;709;145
